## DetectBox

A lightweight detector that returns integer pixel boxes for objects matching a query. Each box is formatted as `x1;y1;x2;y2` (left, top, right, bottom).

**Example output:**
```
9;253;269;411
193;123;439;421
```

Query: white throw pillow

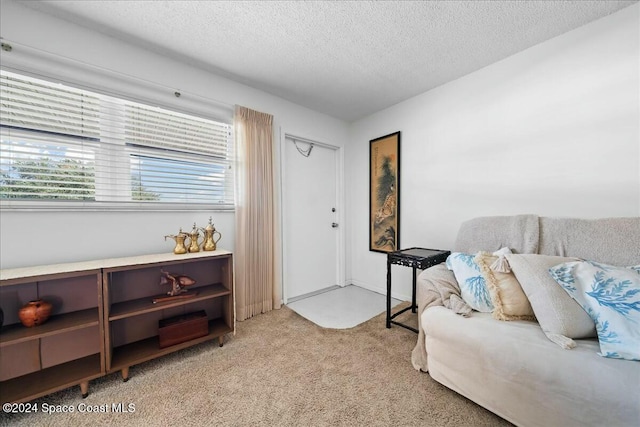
549;260;640;361
446;252;493;312
505;254;596;348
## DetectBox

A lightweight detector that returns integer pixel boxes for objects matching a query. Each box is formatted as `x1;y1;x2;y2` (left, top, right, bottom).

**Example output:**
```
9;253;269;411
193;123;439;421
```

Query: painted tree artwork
369;132;400;253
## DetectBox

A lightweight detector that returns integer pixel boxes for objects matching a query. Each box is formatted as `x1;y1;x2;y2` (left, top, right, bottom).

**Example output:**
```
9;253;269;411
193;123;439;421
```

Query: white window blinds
0;70;234;209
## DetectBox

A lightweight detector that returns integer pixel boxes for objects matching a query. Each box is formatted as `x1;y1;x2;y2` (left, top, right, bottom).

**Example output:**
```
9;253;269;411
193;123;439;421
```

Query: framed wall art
369;131;400;253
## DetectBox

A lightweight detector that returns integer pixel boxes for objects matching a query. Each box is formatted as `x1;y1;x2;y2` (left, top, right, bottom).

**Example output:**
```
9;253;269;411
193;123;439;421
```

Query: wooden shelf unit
0;269;105;404
0;250;234;403
102;252;234;381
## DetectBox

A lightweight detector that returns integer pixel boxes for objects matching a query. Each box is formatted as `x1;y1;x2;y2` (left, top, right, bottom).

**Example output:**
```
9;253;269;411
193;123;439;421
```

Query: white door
282;136;340;301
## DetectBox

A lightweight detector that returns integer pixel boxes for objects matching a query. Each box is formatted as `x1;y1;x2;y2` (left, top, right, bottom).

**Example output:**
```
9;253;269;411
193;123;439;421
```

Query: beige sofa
411;215;640;427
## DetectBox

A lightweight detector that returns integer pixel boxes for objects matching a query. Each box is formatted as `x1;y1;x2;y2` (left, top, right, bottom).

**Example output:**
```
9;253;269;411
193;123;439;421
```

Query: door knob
331;223;339;228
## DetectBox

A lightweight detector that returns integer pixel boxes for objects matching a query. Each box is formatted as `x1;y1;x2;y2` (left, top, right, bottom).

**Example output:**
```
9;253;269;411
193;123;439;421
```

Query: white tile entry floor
286;285;403;329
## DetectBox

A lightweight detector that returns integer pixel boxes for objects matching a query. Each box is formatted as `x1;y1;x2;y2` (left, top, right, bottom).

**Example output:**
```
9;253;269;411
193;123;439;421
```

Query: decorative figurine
153;269;198;304
200;217;222;251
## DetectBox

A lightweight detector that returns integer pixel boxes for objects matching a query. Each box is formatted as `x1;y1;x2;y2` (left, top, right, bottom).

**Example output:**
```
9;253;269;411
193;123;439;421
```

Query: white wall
0;0;349;268
347;5;640;300
1;2;638;299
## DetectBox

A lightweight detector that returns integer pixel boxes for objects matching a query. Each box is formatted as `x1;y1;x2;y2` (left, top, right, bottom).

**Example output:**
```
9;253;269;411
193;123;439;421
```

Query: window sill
0;200;235;212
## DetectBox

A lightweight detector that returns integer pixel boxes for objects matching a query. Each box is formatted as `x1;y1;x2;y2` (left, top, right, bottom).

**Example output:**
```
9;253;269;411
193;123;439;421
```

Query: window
0;70;234;210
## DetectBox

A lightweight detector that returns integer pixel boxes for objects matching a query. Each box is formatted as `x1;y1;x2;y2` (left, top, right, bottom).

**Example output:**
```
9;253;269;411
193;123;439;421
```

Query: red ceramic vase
18;299;52;327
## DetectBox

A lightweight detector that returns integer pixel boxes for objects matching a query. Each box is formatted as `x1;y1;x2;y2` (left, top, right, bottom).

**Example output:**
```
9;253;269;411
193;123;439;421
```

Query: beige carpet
1;304;512;427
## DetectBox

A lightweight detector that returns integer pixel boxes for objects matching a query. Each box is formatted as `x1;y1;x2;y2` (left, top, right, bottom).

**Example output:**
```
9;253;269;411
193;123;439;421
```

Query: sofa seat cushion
423;307;640;427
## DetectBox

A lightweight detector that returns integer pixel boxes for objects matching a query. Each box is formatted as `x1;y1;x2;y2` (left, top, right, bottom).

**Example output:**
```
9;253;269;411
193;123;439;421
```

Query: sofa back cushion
539;217;640;266
454;215;539;254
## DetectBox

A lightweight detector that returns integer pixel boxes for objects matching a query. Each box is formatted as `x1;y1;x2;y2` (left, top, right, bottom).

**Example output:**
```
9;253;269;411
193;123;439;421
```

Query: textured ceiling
19;0;638;122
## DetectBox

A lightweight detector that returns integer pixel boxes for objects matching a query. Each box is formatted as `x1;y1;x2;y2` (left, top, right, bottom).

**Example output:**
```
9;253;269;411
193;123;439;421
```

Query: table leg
386;258;392;328
412;266;417;313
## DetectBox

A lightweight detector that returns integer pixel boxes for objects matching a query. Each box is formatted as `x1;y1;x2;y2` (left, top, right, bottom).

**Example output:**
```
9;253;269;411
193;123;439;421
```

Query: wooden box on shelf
158;310;208;348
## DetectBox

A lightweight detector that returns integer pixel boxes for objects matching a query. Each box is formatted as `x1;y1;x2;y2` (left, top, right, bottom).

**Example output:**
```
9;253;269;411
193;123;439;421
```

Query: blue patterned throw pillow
446;252;493;312
549;260;640;361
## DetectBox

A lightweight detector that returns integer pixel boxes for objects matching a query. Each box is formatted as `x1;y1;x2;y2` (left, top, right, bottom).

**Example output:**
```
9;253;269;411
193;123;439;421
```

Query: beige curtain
234;106;281;321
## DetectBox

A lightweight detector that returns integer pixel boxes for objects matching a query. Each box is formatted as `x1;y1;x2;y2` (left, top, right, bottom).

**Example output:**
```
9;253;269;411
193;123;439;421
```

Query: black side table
386;247;451;332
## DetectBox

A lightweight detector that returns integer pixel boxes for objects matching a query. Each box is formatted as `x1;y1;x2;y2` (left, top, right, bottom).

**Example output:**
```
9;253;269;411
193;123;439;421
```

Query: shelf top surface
0;250;232;282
